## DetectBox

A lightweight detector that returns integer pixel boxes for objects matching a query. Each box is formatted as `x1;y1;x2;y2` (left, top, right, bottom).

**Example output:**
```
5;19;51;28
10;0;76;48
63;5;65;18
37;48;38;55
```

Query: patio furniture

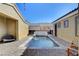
1;34;16;42
66;41;79;56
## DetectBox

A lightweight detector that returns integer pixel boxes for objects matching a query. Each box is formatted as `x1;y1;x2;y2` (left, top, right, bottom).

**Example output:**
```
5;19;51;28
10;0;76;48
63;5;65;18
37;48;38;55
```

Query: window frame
64;20;69;28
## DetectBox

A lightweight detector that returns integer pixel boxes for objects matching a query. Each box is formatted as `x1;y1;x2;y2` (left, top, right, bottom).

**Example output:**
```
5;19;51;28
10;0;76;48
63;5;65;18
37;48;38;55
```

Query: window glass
64;20;69;28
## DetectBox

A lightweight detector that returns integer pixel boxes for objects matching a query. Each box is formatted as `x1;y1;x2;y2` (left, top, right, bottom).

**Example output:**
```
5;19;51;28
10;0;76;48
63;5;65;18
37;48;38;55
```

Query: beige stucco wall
0;15;17;40
0;3;29;40
18;17;29;40
57;15;76;42
0;15;7;39
55;13;79;46
0;3;19;20
6;18;17;37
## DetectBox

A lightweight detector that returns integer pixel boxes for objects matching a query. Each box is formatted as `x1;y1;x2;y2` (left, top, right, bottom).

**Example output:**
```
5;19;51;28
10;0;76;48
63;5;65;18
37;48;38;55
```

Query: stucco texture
0;3;28;40
56;14;79;47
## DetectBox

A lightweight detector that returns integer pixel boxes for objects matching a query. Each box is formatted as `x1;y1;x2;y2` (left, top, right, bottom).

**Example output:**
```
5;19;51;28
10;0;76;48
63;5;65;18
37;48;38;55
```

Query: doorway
54;24;57;36
75;16;79;36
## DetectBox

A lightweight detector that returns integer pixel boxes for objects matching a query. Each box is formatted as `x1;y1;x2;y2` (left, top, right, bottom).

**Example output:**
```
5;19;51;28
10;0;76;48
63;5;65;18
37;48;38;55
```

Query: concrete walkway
0;38;27;56
49;35;70;48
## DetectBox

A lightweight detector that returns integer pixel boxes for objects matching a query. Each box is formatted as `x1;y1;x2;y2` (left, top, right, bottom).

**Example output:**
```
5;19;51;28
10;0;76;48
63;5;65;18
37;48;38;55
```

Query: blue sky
16;3;77;23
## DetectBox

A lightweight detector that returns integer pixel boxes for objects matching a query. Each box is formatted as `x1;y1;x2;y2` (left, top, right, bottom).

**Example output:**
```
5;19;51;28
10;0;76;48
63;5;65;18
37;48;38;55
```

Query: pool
26;36;59;49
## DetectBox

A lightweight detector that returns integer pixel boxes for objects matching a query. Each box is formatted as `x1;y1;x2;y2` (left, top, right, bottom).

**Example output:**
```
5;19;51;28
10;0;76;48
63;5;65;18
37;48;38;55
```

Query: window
64;20;69;28
57;22;61;28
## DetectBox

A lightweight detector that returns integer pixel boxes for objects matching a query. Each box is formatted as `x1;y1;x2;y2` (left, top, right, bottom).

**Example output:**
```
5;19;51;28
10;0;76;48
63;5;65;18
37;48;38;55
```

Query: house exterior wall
57;15;76;42
0;3;19;20
29;24;53;31
0;16;7;39
0;3;29;40
6;18;17;37
18;17;29;40
0;14;18;40
53;10;79;46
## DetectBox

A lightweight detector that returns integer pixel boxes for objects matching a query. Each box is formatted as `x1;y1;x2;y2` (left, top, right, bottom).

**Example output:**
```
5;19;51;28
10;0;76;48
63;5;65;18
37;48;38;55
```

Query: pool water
27;36;59;49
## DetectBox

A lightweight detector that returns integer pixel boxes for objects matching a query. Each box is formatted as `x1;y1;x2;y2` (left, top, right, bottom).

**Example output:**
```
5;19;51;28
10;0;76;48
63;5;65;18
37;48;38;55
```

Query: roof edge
52;7;79;23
